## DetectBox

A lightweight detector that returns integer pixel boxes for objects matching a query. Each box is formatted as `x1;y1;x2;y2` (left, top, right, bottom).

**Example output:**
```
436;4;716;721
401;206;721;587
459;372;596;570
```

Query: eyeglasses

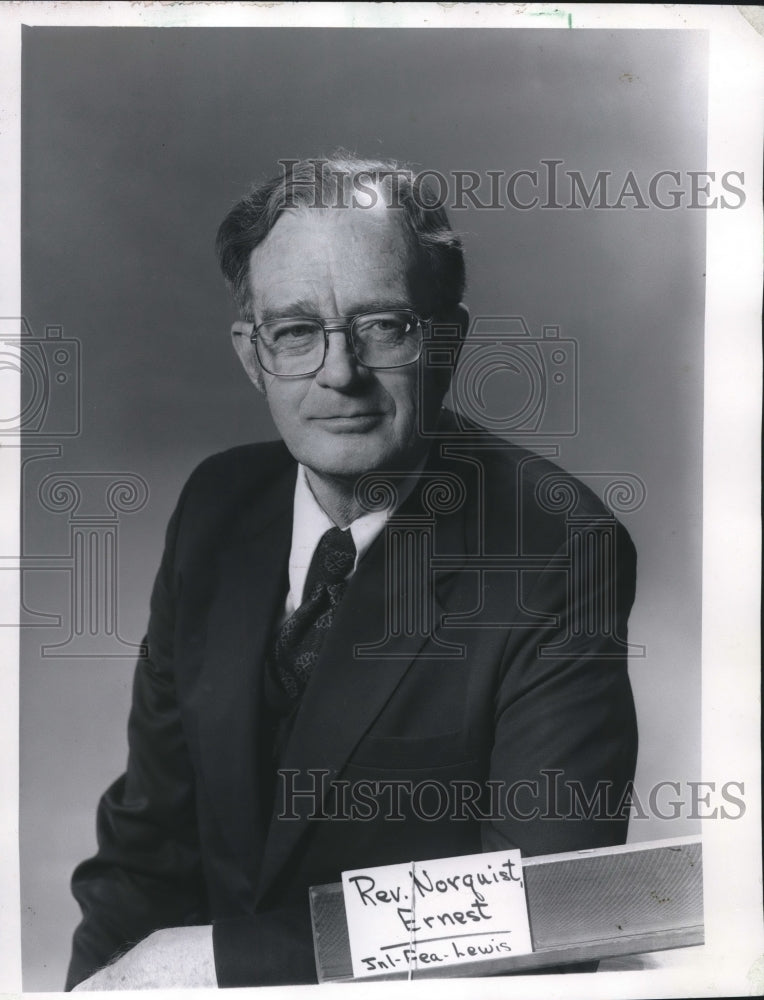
246;310;431;378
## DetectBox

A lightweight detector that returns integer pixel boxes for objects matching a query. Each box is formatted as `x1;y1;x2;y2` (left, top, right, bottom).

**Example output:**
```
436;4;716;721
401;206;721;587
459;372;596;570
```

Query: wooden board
309;836;703;982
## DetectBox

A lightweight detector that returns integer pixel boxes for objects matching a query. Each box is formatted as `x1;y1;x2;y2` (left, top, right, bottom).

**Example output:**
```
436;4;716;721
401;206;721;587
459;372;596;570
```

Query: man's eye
358;316;410;339
272;323;317;341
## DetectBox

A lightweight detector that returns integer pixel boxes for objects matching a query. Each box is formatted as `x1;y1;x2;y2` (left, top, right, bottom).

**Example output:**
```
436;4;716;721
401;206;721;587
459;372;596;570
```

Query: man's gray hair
216;152;466;320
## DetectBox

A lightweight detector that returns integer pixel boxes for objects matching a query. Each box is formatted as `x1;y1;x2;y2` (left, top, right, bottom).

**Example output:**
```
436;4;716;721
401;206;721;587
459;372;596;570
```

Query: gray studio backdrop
19;28;706;990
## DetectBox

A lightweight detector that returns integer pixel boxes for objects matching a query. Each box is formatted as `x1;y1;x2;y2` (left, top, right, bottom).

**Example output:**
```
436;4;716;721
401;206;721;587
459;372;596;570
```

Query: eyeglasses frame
244;309;433;378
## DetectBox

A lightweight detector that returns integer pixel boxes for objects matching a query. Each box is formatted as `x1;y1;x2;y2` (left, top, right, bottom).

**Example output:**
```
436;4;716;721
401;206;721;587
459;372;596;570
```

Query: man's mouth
310;412;385;429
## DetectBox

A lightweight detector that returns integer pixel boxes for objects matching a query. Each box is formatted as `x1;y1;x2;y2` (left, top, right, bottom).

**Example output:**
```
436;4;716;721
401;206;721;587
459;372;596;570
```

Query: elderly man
66;156;638;990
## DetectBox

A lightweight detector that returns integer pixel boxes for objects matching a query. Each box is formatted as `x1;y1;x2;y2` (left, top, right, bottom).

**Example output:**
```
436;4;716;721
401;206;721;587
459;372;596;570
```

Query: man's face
237;207;446;481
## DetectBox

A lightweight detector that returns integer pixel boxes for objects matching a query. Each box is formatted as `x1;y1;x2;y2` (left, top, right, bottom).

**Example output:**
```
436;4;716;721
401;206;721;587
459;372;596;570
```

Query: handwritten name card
341;849;533;978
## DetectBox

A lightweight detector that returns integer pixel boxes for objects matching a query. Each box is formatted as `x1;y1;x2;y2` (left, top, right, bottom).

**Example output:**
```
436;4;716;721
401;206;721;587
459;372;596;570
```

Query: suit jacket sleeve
65;467;316;991
65;486;211;989
482;519;639;858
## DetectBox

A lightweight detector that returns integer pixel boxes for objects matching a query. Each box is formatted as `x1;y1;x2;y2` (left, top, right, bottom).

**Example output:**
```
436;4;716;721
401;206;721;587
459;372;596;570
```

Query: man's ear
423;303;469;404
453;302;470;331
431;301;470;375
230;321;265;394
432;301;469;336
449;303;470;351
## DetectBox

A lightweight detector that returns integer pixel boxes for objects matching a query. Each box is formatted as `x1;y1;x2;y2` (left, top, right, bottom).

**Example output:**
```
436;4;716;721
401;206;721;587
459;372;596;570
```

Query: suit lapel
255;441;472;901
195;462;296;872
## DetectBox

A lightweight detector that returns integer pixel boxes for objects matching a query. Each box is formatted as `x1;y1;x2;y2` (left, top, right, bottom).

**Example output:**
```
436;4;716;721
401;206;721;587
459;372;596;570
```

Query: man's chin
295;434;400;482
301;455;387;482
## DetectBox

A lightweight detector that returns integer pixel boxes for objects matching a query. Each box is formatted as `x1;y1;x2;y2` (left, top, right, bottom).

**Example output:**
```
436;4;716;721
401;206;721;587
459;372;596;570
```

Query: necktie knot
267;525;357;717
304;526;356;597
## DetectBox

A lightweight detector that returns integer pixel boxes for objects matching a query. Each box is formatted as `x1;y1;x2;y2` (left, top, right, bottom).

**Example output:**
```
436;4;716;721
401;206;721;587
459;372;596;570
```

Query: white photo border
1;4;761;998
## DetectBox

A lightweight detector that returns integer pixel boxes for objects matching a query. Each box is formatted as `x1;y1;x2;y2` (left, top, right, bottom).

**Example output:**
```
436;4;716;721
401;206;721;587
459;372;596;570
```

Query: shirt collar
288;464;391;609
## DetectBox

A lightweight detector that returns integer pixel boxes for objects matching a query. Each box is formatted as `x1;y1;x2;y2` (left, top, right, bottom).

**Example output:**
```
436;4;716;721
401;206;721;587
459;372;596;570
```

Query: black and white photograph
1;4;761;998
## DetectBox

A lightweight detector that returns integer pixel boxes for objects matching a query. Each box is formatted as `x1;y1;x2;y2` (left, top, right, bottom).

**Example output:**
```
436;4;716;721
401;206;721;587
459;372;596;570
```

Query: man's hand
71;926;216;990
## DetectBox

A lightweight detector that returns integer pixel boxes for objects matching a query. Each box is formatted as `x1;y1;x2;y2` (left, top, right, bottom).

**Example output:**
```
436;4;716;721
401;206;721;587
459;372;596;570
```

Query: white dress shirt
283;464;391;618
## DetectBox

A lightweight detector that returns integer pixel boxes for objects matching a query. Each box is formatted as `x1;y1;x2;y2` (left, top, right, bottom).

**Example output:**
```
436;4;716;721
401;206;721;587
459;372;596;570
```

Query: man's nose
314;328;365;388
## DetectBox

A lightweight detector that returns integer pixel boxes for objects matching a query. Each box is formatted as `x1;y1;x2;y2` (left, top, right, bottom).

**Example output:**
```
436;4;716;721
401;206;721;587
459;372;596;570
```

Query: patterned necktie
269;525;356;705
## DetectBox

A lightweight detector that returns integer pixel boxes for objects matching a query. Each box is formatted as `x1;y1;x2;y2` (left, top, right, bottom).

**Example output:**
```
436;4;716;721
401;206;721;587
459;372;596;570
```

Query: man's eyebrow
348;298;414;315
259;298;414;322
259;298;319;322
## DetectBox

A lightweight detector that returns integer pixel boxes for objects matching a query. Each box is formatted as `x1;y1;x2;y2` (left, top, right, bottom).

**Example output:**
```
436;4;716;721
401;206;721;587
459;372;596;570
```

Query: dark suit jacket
66;415;638;989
